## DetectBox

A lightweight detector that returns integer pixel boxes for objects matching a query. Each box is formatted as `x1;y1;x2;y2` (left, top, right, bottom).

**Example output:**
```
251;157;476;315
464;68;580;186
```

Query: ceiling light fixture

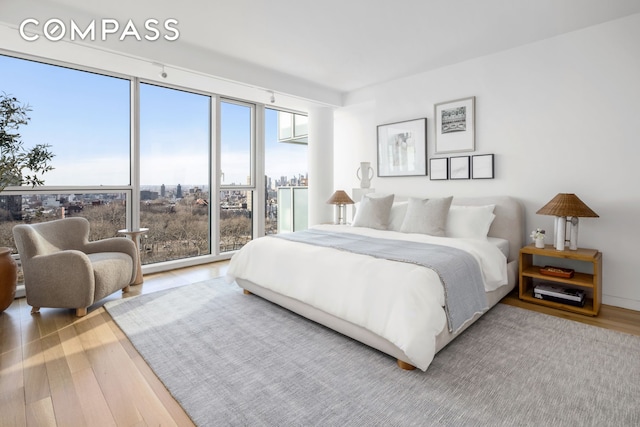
152;62;167;79
268;90;275;103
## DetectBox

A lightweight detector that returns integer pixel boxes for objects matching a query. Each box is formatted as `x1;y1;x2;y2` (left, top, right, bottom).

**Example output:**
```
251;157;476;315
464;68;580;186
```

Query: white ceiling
3;0;640;102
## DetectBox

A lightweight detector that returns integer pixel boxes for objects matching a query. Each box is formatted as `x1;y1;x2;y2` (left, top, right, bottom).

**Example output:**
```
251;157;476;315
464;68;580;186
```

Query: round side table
118;228;149;285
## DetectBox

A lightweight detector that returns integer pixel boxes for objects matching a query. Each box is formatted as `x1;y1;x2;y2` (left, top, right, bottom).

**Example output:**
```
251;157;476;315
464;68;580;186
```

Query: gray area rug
105;278;640;426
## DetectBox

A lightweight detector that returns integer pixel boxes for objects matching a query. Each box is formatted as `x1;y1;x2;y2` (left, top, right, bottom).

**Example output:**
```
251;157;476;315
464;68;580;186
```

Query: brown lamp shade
536;193;599;218
326;190;354;205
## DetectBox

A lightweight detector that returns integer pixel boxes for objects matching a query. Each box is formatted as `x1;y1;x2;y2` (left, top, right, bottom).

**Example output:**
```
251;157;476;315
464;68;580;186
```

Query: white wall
335;14;640;310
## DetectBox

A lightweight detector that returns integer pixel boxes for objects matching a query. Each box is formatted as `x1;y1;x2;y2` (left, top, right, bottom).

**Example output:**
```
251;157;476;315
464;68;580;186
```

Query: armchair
13;217;138;317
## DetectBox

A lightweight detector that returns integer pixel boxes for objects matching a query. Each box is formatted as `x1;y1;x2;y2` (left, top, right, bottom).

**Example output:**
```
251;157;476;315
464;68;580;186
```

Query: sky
0;53;307;189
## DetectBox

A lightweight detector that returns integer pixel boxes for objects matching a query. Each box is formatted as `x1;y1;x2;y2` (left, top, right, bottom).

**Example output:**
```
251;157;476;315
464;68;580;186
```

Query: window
139;83;211;263
219;100;255;252
265;108;308;234
0;52;304;274
220;101;253;186
0;54;130;186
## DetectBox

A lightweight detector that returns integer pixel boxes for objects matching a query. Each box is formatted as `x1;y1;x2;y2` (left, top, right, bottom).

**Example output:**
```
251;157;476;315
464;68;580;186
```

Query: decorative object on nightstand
356;161;374;189
536;193;599;251
530;228;546;248
327;190;354;225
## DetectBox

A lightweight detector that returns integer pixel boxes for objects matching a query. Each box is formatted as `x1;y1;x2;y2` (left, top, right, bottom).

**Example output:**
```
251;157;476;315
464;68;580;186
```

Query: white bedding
226;224;508;371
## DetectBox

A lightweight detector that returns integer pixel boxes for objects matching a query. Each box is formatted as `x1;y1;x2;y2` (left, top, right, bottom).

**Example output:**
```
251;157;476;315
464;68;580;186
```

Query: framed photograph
472;154;494;179
449;156;470;180
434;96;475;154
377;118;427;177
429;158;448;180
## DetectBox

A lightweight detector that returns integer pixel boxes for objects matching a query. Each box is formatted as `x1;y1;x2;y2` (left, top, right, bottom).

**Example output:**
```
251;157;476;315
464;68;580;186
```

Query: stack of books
533;283;586;307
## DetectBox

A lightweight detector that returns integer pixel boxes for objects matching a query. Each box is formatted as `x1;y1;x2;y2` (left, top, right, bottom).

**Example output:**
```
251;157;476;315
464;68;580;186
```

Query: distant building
141;190;159;200
176;184;182;198
160;184;166;198
0;194;22;221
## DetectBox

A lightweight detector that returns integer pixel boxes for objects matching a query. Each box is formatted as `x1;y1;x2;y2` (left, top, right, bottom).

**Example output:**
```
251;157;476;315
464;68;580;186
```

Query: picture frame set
375;96;494;181
429;154;494;181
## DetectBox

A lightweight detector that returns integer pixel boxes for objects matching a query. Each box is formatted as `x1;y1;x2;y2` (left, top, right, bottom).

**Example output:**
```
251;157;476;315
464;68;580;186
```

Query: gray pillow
400;196;453;236
352;194;395;229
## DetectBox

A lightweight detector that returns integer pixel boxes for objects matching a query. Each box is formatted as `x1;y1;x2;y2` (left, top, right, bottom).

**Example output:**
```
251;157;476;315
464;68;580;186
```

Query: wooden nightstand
519;244;602;316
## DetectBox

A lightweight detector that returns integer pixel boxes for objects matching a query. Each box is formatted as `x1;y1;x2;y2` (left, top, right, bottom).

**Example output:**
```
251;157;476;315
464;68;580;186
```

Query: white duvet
226;224;508;371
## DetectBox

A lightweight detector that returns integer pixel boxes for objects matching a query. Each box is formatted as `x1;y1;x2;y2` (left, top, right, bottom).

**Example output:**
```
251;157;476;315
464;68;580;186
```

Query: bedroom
1;0;640;425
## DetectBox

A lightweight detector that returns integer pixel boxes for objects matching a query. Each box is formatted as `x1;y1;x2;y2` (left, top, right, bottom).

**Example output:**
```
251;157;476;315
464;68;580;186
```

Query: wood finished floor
2;261;639;427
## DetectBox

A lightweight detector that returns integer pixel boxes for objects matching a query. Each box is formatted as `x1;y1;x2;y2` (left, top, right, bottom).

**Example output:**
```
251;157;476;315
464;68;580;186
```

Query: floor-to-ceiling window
0;51;308;281
139;83;212;263
219;100;254;251
264;108;308;234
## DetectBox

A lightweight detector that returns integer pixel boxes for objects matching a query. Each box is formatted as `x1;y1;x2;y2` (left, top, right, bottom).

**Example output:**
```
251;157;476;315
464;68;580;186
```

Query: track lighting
152;62;167;79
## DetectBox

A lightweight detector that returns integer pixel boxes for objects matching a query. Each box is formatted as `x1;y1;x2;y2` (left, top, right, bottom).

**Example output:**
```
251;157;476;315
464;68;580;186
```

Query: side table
118;228;149;285
519;244;602;315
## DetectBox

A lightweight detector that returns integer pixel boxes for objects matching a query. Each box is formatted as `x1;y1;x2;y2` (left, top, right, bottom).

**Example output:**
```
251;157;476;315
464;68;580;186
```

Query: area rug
105;278;640;426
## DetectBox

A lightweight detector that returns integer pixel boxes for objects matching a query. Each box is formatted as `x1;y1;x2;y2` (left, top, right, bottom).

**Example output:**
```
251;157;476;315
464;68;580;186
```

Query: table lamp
536;193;599;251
326;190;354;225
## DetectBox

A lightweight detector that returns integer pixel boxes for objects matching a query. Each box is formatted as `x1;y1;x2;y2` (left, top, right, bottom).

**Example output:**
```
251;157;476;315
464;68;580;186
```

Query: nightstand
519;244;602;316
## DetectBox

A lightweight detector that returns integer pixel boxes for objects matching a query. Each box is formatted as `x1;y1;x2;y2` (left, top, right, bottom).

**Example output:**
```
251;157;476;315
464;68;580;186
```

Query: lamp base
568;217;579;250
554;216;565;250
335;204;348;225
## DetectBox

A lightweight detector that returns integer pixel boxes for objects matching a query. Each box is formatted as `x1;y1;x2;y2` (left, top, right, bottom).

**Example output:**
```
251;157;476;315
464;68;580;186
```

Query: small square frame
449;156;470;180
472;154;494;179
429;158;448;180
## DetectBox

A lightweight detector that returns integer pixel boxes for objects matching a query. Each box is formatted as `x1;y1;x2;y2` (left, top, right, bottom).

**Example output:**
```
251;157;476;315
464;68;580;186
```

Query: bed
226;195;524;371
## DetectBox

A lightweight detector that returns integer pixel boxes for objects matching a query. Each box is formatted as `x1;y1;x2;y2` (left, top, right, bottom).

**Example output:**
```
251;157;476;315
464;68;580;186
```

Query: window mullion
130;77;141;230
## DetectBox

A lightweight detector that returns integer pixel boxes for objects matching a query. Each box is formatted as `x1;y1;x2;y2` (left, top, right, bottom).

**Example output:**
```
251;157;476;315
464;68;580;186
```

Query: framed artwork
472;154;495;179
429;158;448;180
434;96;475;154
449;156;470;180
377;118;427;177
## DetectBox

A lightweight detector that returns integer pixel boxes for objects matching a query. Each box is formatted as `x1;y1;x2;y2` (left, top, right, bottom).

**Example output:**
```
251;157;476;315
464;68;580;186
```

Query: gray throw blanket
273;229;489;333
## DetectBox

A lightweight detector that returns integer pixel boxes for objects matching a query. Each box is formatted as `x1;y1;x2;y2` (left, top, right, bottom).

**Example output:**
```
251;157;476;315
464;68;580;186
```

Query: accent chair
12;217;138;317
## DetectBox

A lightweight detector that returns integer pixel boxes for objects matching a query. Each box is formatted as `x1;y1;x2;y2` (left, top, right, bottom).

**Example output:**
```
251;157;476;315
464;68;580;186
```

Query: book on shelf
533;283;586;307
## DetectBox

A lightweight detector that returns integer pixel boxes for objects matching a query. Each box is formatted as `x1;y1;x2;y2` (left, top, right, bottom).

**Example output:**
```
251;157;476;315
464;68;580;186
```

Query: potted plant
530;228;546;249
0;92;54;312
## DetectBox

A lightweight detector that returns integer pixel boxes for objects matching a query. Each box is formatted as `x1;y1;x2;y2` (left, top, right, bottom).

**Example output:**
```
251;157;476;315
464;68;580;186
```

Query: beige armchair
13;217;138;317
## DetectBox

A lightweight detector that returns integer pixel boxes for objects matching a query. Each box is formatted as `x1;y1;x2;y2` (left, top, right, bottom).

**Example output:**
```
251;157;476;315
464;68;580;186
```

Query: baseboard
603;294;640;312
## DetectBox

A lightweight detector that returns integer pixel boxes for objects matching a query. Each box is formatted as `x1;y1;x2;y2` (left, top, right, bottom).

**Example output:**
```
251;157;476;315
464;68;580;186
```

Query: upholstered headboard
452;196;525;263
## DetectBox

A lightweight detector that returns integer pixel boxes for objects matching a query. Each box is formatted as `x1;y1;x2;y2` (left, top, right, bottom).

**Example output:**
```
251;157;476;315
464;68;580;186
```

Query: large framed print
434;96;475;154
377;118;427;177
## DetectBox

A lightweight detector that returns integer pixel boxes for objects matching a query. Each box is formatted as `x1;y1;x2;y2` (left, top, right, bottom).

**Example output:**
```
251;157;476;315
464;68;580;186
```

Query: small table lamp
326;190;354;225
536;193;599;251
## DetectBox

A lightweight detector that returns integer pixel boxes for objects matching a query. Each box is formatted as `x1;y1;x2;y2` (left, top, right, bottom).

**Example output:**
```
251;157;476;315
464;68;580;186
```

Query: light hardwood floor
2;261;639;426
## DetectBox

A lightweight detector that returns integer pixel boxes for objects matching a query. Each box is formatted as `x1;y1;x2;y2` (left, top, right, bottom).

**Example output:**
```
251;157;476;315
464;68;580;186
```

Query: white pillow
400;196;453;236
352;194;394;230
446;204;496;240
388;202;408;232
